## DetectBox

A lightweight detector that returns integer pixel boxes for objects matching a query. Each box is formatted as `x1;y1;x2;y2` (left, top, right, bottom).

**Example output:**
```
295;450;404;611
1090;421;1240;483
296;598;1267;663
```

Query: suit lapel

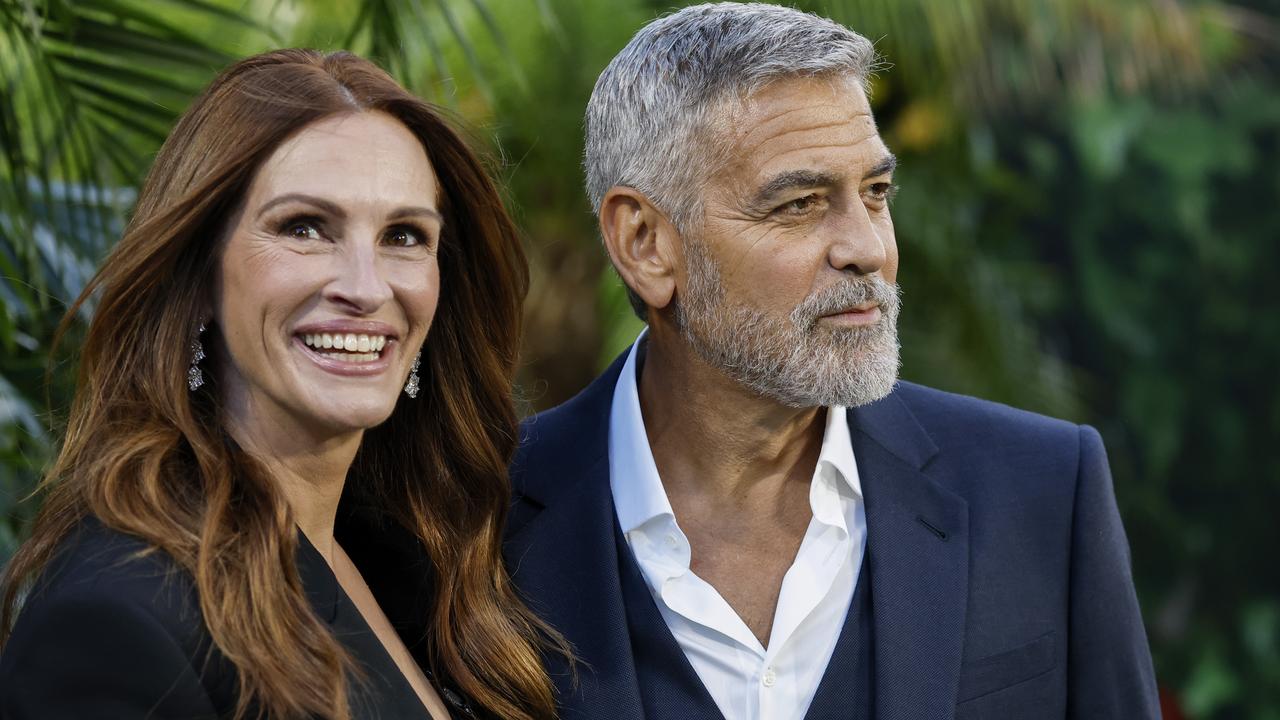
849;393;970;720
505;353;645;720
509;359;969;720
295;531;340;624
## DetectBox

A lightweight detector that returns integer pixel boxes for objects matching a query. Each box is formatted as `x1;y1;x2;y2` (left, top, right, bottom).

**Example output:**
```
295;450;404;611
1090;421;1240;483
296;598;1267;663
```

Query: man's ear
599;187;680;313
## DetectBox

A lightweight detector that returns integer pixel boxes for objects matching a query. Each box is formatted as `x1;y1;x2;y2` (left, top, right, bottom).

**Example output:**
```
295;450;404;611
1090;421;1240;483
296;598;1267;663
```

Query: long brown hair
1;49;564;720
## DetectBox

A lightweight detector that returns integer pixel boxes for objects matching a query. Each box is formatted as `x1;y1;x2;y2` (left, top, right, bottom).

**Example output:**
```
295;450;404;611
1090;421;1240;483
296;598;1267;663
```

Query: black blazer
502;348;1162;720
0;516;472;719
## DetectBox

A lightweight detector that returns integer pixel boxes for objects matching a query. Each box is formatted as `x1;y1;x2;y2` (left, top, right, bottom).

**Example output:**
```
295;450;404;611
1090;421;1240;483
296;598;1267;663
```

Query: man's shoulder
883;381;1094;507
890;380;1081;443
512;355;624;498
864;380;1093;497
516;392;602;461
511;395;606;505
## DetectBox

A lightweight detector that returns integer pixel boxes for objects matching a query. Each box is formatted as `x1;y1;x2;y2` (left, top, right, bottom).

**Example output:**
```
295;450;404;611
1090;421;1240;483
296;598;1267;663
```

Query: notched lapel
849;396;970;720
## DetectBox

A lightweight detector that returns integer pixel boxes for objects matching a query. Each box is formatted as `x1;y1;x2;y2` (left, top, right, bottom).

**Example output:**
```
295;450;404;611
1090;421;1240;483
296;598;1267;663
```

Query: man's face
674;76;901;408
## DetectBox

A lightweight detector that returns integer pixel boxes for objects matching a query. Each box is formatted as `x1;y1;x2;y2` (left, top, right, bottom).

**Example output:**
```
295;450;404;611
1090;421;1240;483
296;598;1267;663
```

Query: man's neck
637;324;826;503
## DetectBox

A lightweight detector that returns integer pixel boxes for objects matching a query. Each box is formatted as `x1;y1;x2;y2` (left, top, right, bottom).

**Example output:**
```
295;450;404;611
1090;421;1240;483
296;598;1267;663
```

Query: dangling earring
404;351;421;398
188;322;207;391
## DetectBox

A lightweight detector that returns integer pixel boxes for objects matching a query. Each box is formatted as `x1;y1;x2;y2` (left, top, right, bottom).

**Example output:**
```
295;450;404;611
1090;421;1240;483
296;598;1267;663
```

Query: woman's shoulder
20;516;201;630
0;517;233;719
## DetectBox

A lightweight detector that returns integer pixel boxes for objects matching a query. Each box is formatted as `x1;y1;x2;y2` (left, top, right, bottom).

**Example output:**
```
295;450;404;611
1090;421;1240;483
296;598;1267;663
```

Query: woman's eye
385;225;425;247
282;220;322;240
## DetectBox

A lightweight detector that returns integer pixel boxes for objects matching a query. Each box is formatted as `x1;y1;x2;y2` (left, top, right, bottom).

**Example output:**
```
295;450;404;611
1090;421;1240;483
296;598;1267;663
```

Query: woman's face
213;111;442;440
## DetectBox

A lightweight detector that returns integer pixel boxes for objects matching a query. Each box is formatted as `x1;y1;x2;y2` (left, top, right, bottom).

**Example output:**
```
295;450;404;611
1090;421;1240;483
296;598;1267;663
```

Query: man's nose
826;201;888;275
324;241;394;314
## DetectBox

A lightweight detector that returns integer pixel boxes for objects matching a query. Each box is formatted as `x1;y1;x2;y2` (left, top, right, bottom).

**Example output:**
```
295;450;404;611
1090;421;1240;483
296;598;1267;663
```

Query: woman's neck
223;402;363;567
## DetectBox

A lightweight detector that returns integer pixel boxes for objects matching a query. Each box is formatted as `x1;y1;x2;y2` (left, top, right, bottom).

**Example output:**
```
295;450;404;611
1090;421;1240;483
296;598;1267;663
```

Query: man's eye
777;195;822;215
384;225;425;247
864;182;898;202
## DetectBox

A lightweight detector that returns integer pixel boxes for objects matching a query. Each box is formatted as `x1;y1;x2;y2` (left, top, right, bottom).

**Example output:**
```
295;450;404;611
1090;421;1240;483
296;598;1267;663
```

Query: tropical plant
0;0;266;556
812;0;1280;715
2;0;1276;716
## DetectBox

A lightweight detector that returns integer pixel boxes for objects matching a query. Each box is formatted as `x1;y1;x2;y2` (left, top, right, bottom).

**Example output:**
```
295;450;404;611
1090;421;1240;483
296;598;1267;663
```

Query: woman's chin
298;401;399;436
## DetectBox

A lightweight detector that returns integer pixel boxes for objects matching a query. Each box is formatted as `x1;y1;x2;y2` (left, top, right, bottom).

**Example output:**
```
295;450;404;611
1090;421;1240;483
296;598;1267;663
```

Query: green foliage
815;2;1280;714
0;0;267;559
1;0;1276;716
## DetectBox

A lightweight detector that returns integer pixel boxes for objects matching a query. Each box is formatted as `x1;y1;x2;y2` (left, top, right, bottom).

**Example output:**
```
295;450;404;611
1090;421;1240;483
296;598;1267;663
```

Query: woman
0;49;564;719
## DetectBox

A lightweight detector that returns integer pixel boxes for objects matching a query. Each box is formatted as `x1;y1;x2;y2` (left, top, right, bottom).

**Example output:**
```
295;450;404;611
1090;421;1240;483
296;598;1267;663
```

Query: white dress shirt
608;333;867;720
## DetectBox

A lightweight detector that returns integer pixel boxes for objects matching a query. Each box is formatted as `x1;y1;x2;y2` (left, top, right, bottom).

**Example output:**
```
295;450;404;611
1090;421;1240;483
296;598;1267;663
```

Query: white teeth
300;332;390;358
308;349;378;362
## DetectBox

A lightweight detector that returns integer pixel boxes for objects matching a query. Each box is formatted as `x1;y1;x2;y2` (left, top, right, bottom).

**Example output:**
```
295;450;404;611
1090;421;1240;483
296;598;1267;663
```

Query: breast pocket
956;631;1057;704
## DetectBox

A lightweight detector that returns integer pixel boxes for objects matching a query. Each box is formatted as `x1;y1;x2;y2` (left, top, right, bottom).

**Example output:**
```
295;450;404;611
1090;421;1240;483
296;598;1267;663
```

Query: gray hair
584;2;879;317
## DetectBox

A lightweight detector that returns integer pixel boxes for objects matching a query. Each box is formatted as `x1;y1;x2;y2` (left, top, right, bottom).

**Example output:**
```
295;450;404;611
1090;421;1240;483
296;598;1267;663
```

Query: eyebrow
255;193;443;224
751;170;841;208
750;153;898;208
865;153;897;180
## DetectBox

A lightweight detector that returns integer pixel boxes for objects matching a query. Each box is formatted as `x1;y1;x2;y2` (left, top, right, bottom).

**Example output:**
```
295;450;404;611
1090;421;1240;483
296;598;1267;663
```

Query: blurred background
1;0;1276;716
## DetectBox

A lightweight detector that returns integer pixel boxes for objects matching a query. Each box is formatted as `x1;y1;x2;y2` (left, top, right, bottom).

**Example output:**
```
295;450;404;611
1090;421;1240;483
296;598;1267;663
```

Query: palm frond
337;0;537;101
0;0;274;293
821;0;1217;112
0;0;275;557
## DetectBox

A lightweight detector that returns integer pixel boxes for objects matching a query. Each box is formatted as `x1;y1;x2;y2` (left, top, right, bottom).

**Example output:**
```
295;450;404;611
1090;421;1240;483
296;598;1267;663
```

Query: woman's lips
293;336;395;377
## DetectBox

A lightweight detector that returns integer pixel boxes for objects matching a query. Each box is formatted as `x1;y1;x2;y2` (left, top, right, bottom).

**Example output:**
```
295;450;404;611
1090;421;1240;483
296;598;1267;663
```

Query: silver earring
188;323;206;391
404;351;421;398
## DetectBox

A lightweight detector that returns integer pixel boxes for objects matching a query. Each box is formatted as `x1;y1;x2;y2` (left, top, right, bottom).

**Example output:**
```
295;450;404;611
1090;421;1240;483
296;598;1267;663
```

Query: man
504;3;1160;720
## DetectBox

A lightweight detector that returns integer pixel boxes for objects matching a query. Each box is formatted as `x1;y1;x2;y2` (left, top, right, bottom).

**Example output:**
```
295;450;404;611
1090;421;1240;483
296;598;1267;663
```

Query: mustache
791;276;902;328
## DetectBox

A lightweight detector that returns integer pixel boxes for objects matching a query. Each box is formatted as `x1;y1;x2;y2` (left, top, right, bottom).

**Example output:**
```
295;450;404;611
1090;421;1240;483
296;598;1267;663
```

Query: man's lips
818;304;882;326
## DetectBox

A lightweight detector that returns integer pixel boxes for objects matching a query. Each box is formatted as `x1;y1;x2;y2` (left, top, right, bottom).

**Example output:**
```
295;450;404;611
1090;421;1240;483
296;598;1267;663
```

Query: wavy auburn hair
0;49;564;719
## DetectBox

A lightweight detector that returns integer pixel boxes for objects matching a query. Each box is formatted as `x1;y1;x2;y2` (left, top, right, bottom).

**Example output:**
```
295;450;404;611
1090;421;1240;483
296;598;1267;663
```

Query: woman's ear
598;187;680;313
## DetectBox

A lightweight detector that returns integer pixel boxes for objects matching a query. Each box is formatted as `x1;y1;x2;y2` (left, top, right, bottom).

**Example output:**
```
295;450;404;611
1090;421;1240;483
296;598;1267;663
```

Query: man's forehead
732;79;874;142
709;77;889;186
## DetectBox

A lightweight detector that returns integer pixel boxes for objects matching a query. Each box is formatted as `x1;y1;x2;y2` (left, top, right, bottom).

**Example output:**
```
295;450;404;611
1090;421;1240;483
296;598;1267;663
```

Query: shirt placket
756;652;784;719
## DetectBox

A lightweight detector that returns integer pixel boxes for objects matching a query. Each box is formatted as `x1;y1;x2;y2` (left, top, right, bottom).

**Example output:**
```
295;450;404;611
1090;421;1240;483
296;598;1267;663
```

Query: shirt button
665;534;679;548
762;667;777;687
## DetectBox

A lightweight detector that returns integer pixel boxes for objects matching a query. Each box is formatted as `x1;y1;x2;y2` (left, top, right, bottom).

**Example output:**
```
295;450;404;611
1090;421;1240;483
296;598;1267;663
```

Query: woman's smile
293;319;403;376
295;334;395;375
214;111;439;435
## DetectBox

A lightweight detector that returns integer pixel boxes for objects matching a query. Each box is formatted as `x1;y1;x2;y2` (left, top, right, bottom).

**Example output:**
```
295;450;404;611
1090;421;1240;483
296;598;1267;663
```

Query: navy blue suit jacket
504;349;1161;719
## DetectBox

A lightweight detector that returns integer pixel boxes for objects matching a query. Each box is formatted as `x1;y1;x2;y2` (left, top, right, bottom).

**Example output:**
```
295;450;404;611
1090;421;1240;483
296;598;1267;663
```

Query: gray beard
674;239;902;409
